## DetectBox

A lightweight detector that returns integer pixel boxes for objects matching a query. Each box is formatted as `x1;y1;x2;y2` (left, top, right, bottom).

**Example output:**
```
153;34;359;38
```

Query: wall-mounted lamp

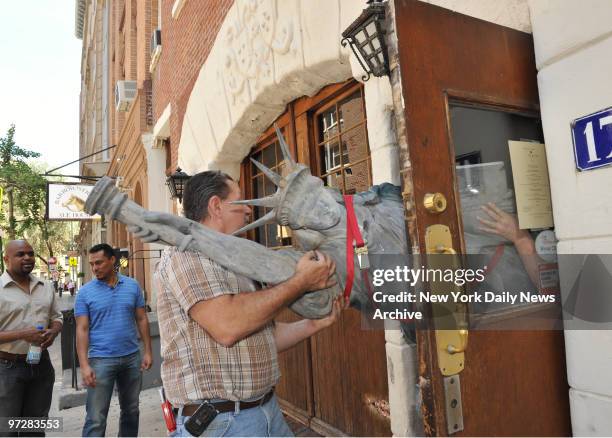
166;168;190;203
341;0;390;81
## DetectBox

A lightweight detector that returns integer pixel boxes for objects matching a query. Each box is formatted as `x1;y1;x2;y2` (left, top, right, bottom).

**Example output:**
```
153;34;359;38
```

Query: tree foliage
0;125;73;264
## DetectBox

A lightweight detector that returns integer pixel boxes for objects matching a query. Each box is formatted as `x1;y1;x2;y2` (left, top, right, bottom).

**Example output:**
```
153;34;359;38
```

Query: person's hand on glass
477;202;530;244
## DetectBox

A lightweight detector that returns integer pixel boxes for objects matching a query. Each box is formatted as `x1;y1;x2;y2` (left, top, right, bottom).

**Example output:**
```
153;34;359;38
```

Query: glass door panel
450;103;551;315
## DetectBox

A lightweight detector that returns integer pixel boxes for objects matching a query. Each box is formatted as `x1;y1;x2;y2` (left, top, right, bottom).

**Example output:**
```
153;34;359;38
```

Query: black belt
176;389;274;417
0;349;49;363
0;351;27;362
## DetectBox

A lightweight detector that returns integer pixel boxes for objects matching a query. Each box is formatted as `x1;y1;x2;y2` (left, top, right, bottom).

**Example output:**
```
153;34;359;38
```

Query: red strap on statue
343;195;365;300
483;243;505;276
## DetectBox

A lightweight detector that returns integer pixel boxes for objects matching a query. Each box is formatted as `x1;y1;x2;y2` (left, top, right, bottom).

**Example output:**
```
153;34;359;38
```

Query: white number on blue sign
572;108;612;171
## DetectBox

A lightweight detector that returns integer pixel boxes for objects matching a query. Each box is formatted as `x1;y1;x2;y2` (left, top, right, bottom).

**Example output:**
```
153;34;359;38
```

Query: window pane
275;142;283;169
264;173;276;196
342;126;368;164
251;175;265;244
450;104;544;315
254;175;264;198
262;142;276;168
248;131;292;249
318;108;339;142
251;151;262;175
366;22;376;36
320;139;342;174
355;30;367;44
322;171;343;191
254;206;266;245
267;223;280;248
344;160;371;194
339;91;363;132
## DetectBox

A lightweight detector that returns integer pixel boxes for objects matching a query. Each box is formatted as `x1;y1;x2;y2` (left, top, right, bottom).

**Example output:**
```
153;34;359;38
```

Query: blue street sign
572;107;612;171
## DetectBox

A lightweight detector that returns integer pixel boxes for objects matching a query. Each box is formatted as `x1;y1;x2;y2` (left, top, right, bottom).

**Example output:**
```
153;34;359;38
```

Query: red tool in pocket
159;387;177;433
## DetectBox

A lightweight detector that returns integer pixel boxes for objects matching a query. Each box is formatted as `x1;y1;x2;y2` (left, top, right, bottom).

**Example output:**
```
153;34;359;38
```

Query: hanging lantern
166;168;190;203
341;0;390;81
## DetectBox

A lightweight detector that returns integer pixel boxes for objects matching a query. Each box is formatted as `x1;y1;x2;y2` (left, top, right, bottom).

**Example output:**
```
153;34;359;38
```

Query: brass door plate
435;329;466;376
425;224;466;376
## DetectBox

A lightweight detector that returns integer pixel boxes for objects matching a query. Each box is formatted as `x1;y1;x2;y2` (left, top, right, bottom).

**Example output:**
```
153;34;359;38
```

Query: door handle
447;329;468;354
424;192;447;213
435;244;456;255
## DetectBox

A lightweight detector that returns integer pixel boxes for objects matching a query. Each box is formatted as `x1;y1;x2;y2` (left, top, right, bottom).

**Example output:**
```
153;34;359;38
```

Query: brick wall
136;0;153;86
152;0;233;171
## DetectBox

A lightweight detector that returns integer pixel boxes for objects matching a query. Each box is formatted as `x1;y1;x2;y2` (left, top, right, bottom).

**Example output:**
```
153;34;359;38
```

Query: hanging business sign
571;107;612;171
46;183;101;220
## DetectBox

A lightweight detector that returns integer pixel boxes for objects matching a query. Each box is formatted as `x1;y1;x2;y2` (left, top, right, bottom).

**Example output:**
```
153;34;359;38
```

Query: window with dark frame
314;87;371;195
243;81;372;249
249;132;292;248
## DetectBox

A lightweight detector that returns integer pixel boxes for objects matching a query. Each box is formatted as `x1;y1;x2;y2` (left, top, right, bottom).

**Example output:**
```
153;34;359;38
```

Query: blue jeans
82;351;142;437
172;395;293;437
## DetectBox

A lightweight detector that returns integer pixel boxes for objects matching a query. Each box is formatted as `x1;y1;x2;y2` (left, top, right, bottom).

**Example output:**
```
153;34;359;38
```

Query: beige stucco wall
528;1;612;435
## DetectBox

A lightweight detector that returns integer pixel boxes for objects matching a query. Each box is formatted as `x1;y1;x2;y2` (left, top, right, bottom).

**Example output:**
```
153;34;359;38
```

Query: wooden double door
256;82;392;436
395;1;571;436
276;307;390;436
239;79;391;435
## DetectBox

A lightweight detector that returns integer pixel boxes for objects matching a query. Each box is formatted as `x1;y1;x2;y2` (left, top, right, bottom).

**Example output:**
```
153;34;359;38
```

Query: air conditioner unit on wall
115;80;137;112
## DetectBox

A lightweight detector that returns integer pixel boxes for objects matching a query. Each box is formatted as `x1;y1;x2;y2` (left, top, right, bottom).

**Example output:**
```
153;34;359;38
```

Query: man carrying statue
84;127;408;436
154;170;346;437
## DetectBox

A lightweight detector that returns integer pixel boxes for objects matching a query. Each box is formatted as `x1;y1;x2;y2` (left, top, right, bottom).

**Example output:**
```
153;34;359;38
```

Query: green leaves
0;125;71;260
0;124;40;166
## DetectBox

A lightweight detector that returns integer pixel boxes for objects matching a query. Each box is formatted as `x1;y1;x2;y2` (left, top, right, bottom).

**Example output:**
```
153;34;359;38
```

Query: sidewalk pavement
47;294;168;437
45;294;312;437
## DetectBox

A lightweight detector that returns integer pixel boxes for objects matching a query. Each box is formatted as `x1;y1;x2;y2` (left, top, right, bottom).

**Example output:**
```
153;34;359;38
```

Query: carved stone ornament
224;0;294;104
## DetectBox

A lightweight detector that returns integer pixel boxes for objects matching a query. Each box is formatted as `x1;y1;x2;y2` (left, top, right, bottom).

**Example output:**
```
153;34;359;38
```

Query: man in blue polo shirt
75;243;153;437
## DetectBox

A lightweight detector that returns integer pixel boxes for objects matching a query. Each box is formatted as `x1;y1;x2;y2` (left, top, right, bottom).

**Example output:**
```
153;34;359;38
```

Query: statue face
278;171;342;231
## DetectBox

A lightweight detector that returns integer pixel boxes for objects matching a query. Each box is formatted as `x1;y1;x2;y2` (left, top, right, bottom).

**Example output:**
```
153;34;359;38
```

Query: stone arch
177;0;368;178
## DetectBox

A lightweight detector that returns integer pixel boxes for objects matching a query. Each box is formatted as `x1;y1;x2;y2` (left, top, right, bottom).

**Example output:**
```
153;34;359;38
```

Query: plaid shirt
155;247;280;405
